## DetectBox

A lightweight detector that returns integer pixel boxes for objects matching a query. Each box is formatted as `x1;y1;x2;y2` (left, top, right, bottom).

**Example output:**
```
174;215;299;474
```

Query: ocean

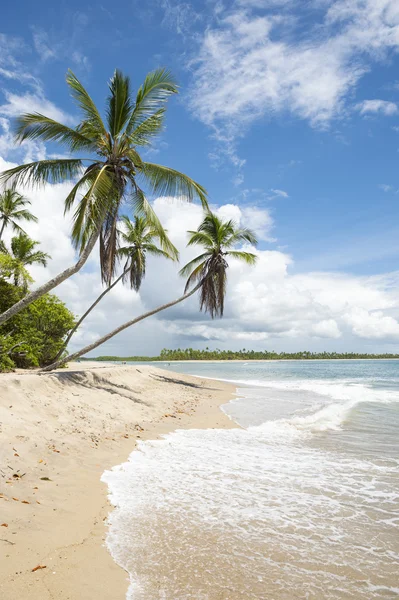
102;360;399;599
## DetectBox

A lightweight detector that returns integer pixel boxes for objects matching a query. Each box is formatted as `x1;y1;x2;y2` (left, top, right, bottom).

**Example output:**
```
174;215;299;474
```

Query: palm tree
4;233;50;288
0;189;38;240
0;68;207;326
179;212;258;317
52;214;176;361
41;212;258;371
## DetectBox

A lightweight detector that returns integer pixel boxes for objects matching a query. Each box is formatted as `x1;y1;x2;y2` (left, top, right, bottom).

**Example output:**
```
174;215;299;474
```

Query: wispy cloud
188;1;399;136
356;100;398;117
270;188;289;199
32;28;57;62
379;183;398;194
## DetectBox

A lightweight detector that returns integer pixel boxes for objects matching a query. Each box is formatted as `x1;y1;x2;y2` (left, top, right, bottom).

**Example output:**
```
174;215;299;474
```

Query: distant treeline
83;348;399;361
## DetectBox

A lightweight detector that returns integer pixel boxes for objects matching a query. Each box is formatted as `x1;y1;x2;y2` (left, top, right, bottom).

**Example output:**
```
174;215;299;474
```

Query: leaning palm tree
41;212;258;371
52;214;177;361
0;189;38;240
0;67;207;326
5;233;50;288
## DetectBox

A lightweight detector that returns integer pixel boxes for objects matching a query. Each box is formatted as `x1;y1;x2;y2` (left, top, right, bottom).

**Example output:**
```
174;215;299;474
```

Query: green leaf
0;159;83;188
14;114;95;151
127;68;177;134
142;162;208;208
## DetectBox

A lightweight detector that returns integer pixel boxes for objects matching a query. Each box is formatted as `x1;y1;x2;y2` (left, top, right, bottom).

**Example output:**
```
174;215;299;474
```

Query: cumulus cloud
188;0;399;134
2;165;399;354
356;100;398;116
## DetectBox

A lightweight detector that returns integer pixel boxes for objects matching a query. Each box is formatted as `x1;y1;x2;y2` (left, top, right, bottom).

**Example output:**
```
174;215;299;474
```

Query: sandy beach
0;362;235;600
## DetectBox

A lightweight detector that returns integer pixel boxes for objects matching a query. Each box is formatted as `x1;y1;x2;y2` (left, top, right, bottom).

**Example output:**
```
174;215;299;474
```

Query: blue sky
2;0;399;354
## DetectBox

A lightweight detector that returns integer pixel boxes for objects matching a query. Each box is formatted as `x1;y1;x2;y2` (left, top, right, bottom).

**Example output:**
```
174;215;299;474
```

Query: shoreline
0;362;236;600
87;357;399;363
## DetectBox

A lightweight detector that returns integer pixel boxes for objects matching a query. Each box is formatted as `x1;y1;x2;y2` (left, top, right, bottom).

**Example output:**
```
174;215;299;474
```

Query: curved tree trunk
52;267;129;362
0;220;6;240
0;228;100;326
40;280;203;372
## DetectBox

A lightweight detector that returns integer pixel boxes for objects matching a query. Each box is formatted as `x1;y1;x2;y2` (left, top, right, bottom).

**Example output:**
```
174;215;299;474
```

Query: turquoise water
103;360;399;599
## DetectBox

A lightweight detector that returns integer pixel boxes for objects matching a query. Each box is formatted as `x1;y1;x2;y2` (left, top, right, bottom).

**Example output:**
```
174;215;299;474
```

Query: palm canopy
1;233;50;287
118;214;176;292
180;212;258;318
0;189;38;240
0;68;208;285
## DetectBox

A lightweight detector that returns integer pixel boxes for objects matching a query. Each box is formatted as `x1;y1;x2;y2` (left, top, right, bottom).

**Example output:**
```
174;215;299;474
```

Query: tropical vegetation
86;349;399;361
0;67;207;326
180;212;257;317
0;278;75;372
52;214;177;362
40;211;258;371
0;189;37;240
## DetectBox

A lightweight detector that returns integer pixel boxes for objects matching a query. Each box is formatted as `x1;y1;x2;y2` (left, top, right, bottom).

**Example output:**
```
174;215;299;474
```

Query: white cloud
379;183;398;193
188;1;399;134
270;188;288;198
32;29;57;62
0;91;74;125
356;99;398;116
2;166;399;354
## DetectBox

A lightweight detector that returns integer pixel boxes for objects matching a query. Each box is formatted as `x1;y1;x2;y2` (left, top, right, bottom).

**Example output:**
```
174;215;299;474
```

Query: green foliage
0;189;37;240
0;233;50;288
118;214;176;291
87;349;399;361
1;67;208;287
0;279;76;371
180;212;258;318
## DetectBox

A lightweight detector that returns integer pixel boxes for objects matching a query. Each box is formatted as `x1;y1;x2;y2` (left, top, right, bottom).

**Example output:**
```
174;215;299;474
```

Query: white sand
0;362;235;600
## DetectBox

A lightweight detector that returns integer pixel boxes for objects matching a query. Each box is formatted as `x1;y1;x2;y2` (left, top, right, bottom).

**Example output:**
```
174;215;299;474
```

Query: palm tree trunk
40;280;203;372
51;267;129;362
0;227;100;326
0;220;5;240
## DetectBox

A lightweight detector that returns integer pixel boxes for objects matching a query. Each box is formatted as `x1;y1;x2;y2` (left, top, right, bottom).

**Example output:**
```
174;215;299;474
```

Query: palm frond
128;109;165;146
144;243;176;260
14;113;95;151
179;252;210;279
129;186;178;260
225;228;258;247
0;159;83;188
66;69;107;137
226;250;258;265
126;68;177;134
185;261;207;293
107;69;133;137
11;209;38;223
142;162;208;208
186;231;214;249
70;165;114;251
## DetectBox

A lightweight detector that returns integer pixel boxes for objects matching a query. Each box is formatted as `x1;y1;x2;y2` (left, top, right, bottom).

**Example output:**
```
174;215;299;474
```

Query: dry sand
0;362;235;600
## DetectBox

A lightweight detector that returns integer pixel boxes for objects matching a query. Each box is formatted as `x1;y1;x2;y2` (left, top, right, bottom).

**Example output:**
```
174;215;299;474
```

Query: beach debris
12;498;19;501
0;539;15;545
40;477;52;481
12;472;26;479
32;565;46;572
134;423;144;431
38;459;44;464
21;500;30;504
1;523;8;527
14;453;19;457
